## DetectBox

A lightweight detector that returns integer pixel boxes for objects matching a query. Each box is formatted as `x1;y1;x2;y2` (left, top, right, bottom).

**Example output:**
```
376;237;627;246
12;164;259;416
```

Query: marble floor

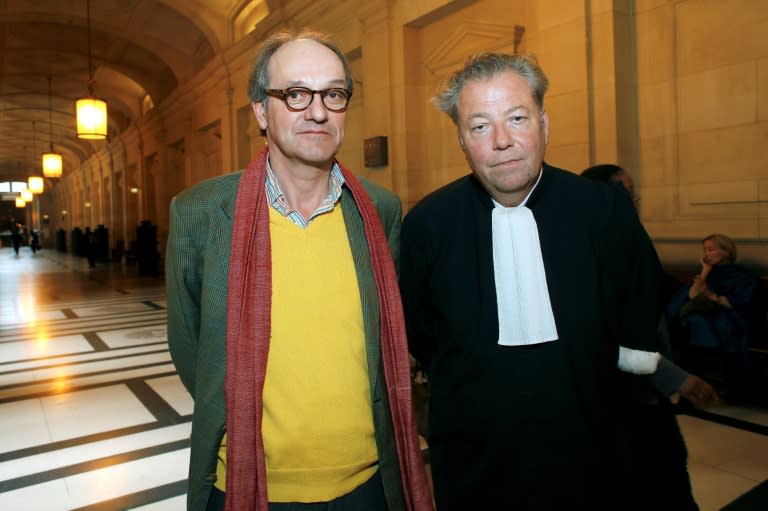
0;247;767;510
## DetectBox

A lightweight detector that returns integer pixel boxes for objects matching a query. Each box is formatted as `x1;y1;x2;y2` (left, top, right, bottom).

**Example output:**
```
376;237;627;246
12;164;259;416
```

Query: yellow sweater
215;204;378;502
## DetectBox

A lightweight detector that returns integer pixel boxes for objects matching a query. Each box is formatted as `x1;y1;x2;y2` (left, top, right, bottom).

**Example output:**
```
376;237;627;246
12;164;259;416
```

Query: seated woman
667;234;757;397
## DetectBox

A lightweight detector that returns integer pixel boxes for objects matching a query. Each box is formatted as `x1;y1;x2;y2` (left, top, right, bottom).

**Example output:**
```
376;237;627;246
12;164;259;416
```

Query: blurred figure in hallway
83;227;97;268
10;221;22;256
30;230;40;254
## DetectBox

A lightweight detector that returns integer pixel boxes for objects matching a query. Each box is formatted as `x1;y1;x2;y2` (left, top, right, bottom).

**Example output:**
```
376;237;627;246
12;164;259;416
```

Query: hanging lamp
42;77;63;178
29;122;45;193
28;176;44;194
76;0;107;139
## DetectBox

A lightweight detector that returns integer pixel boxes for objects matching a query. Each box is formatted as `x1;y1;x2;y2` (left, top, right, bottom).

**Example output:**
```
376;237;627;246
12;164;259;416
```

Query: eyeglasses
265;87;351;112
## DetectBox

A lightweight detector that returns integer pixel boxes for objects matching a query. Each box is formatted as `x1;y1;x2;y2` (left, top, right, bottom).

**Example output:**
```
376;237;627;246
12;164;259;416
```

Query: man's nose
304;92;329;122
493;126;513;149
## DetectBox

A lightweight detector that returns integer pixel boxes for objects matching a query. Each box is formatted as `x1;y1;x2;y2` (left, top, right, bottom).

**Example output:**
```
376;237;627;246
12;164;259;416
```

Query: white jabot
491;203;559;346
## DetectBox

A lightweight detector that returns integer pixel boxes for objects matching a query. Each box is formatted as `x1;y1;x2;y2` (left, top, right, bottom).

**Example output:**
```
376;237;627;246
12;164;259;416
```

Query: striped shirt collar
265;158;345;228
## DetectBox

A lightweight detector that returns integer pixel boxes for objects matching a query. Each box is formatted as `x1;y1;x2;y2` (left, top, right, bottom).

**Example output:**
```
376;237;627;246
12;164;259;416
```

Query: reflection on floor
1;248;767;510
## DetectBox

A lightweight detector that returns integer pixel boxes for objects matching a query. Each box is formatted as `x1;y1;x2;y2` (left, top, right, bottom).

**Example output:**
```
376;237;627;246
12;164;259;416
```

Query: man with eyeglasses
166;29;432;511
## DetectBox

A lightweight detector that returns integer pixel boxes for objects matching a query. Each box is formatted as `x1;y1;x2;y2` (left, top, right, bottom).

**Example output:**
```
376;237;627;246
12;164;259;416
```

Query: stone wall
49;0;768;269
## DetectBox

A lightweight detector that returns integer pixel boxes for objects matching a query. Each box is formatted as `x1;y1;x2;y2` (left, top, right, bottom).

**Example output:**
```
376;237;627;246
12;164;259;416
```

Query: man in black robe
399;52;663;510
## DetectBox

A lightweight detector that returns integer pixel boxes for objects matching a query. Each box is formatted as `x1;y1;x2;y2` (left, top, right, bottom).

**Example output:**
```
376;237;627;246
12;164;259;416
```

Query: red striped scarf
224;147;433;511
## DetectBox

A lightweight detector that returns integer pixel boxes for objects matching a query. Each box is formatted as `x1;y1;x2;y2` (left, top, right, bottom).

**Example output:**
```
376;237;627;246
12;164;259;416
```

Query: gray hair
434;52;549;125
248;28;354;107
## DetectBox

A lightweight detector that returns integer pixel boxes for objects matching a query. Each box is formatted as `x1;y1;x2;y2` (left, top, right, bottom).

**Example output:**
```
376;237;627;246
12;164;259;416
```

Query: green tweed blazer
165;170;406;511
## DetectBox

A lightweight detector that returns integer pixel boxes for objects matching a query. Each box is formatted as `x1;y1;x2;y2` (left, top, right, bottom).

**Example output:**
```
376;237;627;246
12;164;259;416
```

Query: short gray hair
248;28;354;106
434;52;549;125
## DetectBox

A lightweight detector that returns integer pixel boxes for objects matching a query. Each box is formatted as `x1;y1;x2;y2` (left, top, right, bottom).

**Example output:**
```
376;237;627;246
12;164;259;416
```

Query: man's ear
253;101;268;131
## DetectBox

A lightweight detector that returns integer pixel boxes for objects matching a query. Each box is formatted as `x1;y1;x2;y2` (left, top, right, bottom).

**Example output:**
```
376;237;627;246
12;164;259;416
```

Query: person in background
166;29;432;511
10;221;22;256
83;227;97;268
667;233;758;402
581;163;717;408
583;163;716;511
30;230;40;254
399;52;662;510
580;163;639;210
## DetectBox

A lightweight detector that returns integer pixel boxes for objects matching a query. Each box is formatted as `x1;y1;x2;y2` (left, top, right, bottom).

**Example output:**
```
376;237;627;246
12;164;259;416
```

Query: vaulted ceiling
0;0;267;184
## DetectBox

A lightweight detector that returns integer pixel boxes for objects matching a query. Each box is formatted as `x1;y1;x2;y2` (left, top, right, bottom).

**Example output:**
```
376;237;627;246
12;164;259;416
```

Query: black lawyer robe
399;163;662;510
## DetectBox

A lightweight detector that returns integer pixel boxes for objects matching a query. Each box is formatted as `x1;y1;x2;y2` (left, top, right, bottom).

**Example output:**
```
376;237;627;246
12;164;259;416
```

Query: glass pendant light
75;0;107;139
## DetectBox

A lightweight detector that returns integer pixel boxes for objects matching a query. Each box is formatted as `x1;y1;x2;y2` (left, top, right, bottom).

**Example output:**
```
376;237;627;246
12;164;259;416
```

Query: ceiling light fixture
76;0;107;139
42;76;63;178
28;176;44;194
29;122;45;193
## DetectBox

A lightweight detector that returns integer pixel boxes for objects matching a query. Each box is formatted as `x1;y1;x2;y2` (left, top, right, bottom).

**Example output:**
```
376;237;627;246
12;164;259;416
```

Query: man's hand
677;374;719;408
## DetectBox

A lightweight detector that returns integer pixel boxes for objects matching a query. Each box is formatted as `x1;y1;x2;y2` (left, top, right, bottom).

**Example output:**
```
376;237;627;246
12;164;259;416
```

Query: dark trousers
206;470;387;511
